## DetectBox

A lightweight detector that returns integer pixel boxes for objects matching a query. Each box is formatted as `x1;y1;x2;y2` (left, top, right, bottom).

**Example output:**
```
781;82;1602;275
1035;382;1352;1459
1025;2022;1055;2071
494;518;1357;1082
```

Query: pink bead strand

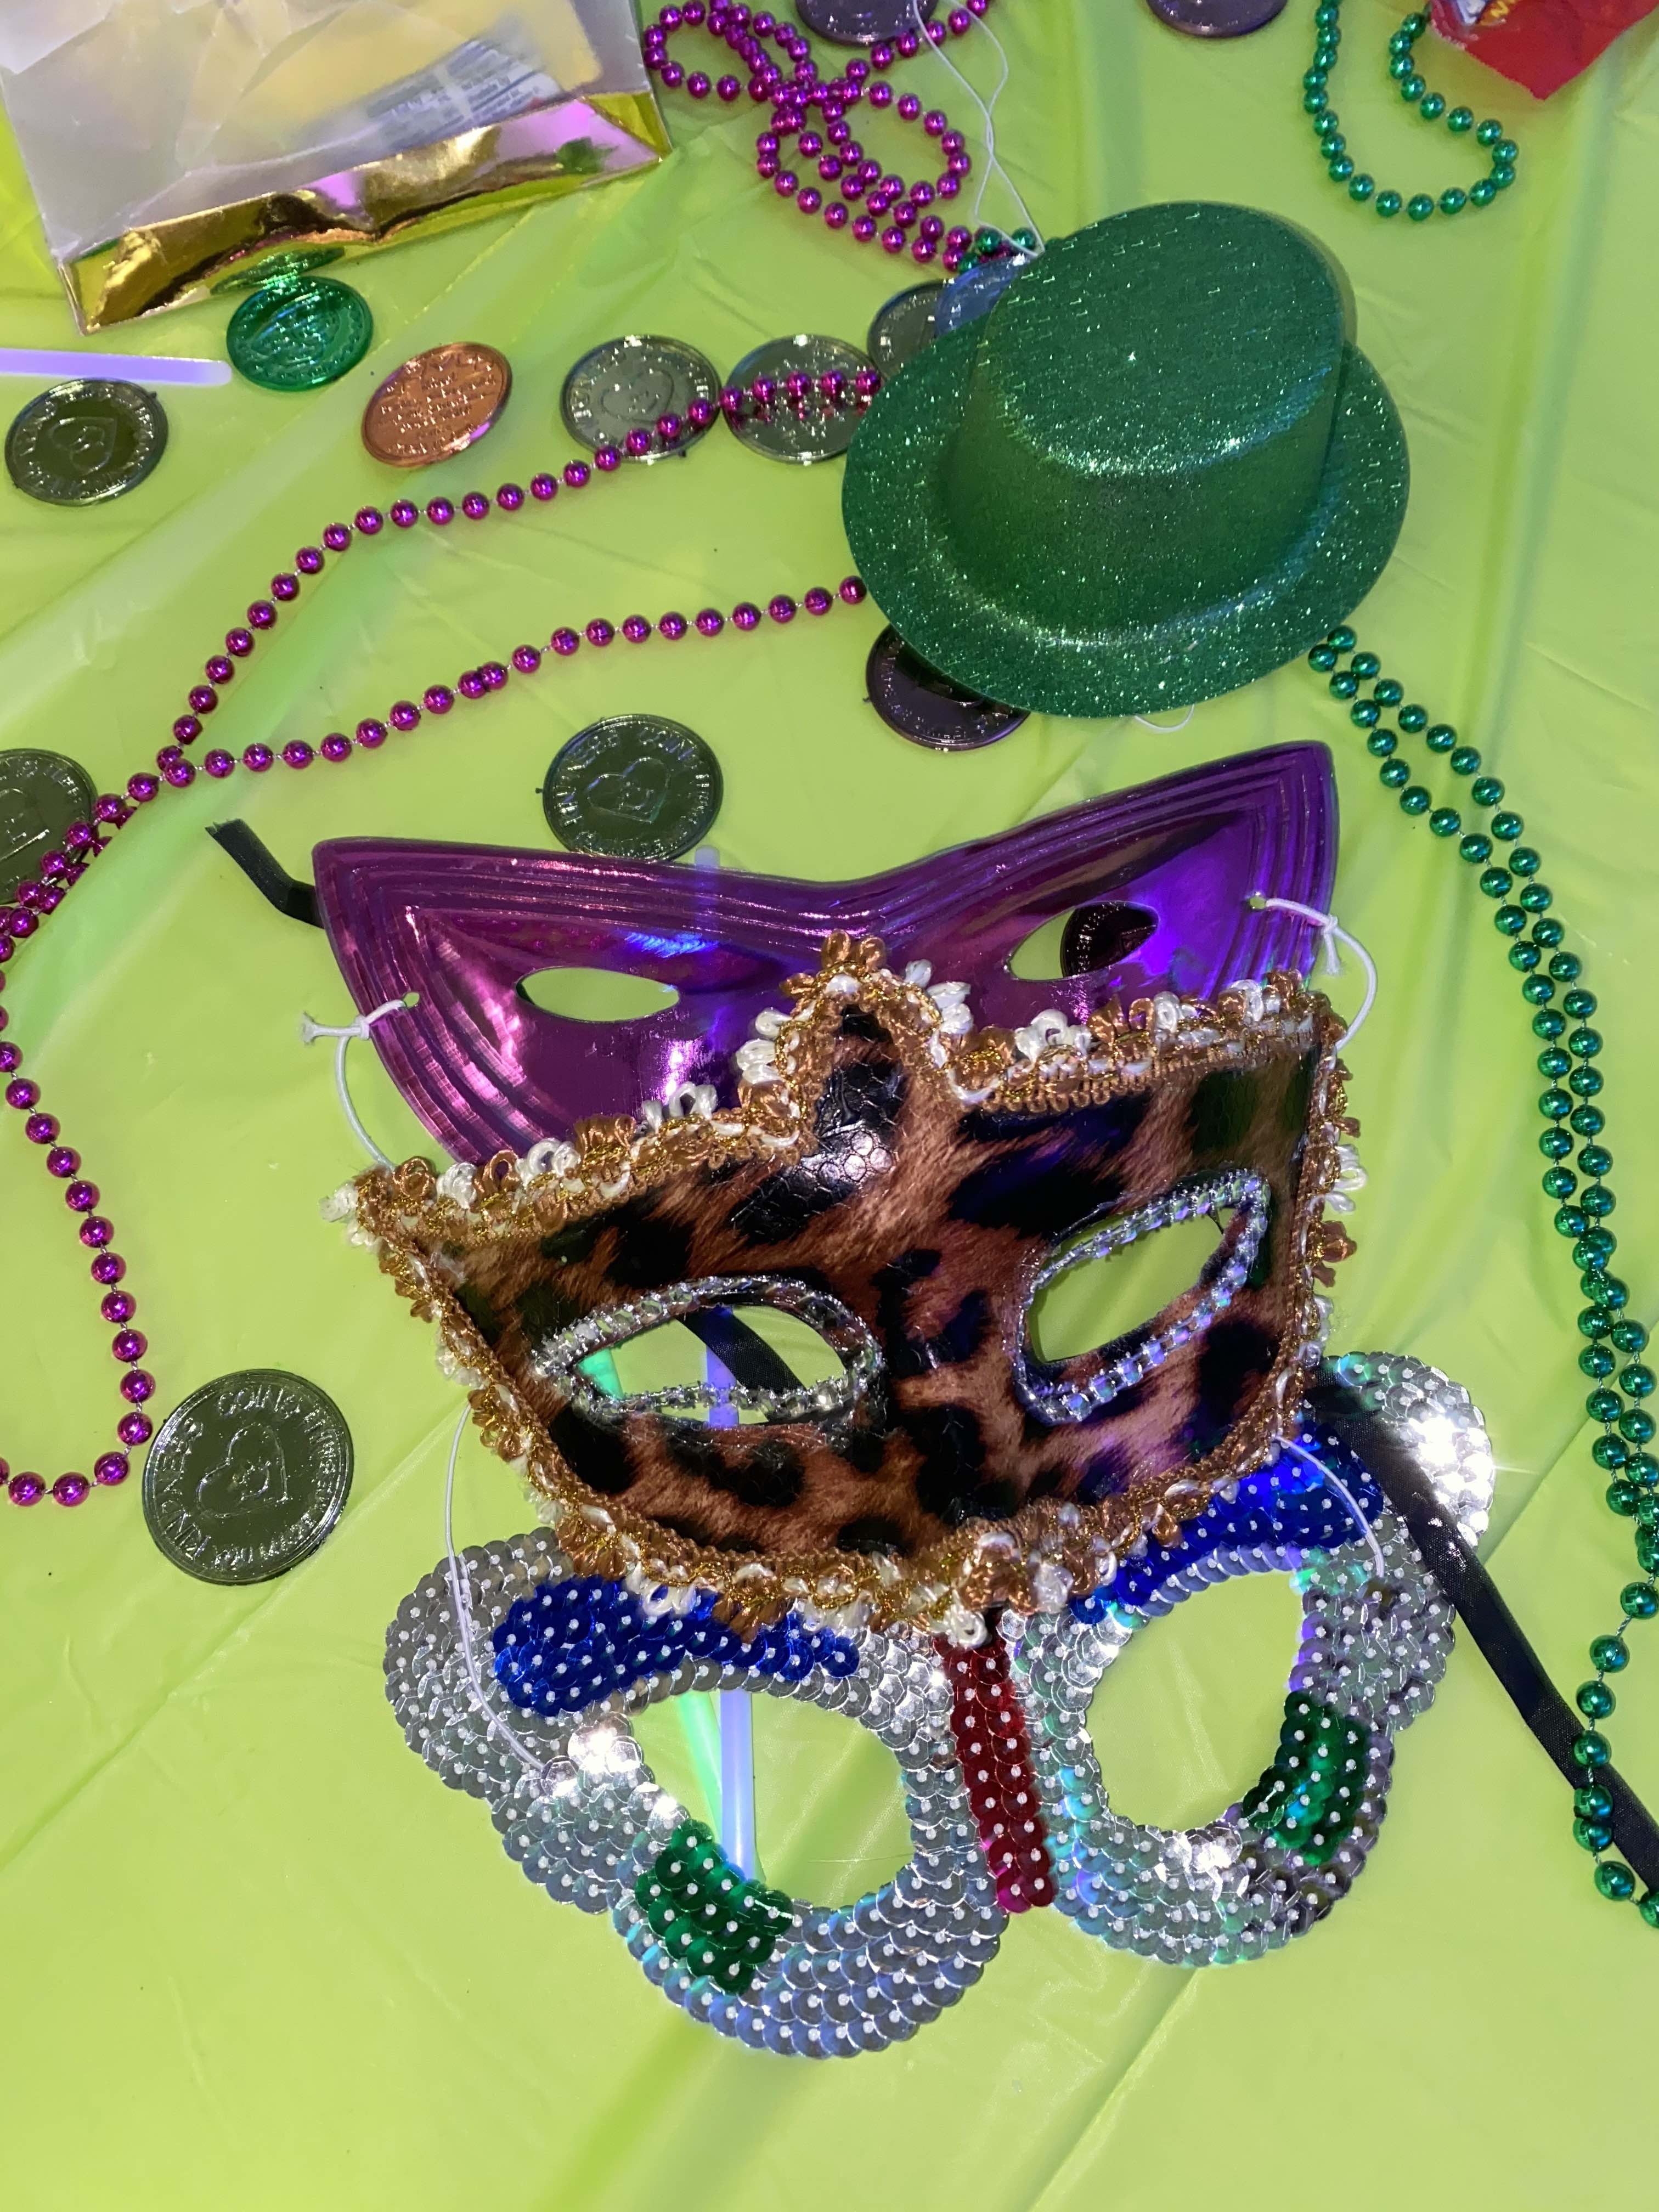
0;381;875;1508
1;1045;144;1506
641;0;990;270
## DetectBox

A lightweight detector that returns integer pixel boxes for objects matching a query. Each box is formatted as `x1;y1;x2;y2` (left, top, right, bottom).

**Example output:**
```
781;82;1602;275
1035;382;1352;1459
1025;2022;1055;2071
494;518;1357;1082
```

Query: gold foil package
0;1;668;329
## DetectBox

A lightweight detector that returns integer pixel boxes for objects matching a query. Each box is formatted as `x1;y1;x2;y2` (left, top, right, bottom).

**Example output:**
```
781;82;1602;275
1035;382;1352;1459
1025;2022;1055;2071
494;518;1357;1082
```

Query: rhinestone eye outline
1015;1167;1272;1425
528;1270;885;1430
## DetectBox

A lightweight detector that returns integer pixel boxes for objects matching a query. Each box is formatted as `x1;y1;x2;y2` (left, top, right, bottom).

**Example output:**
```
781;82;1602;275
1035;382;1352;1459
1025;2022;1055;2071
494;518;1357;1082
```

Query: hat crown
943;203;1351;632
985;203;1346;471
840;198;1408;718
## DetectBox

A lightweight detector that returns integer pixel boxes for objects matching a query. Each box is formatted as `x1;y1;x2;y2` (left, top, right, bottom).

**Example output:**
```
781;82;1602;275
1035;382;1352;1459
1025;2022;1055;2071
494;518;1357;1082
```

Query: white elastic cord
442;1406;550;1779
1282;1436;1389;1584
910;0;1043;246
298;996;414;1166
702;1341;759;1875
1134;704;1195;733
1250;895;1378;1045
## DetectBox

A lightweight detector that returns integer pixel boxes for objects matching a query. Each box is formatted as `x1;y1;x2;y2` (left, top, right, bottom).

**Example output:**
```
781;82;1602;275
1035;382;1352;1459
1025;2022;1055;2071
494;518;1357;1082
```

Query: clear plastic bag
1;1;665;325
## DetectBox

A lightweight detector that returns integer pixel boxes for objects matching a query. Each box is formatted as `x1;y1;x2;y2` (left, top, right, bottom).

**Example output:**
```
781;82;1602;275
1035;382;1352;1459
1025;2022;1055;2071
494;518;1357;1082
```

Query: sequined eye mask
303;744;1598;2052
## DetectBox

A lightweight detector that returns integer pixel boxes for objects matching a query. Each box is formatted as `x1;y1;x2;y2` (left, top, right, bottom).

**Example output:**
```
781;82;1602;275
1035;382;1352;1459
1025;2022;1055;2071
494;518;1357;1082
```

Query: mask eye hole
1009;901;1159;981
534;1276;884;1429
1019;1171;1271;1423
518;967;679;1022
596;1308;843;1423
631;1700;912;1906
1029;1209;1226;1363
1087;1573;1305;1826
1060;901;1159;975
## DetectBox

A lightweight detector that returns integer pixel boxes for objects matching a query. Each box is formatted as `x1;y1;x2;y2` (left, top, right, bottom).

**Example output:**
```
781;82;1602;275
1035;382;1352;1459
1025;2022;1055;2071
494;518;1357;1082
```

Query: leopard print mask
347;938;1353;1632
326;747;1355;1629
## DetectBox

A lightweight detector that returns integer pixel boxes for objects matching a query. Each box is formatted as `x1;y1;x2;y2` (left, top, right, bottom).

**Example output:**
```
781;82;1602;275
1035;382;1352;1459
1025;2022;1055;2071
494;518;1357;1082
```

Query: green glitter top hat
842;202;1409;719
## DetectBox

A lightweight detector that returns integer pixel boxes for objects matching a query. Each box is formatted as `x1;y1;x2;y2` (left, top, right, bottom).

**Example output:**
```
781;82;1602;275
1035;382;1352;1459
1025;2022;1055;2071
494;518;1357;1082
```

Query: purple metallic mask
313;744;1335;1162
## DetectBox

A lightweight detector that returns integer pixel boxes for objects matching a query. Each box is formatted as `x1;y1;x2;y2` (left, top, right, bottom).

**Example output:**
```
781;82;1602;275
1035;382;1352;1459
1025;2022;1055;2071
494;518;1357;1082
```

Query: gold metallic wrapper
64;90;669;333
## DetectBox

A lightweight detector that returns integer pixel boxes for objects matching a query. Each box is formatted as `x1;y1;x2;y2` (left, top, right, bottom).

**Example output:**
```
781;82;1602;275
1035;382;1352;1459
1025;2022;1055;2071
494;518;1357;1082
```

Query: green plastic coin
227;276;374;392
210;247;346;297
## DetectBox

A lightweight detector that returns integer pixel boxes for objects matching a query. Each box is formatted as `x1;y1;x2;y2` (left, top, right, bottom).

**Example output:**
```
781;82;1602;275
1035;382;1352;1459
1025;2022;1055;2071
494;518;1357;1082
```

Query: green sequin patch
634;1819;794;1994
1239;1694;1370;1865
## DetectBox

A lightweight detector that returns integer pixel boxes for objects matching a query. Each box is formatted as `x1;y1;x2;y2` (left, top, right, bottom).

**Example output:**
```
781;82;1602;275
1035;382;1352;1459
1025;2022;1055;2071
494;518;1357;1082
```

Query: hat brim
842;313;1409;720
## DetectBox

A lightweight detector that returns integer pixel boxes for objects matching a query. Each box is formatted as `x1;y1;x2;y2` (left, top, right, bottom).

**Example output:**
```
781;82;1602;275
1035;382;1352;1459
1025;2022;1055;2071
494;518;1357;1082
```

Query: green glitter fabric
842;201;1408;719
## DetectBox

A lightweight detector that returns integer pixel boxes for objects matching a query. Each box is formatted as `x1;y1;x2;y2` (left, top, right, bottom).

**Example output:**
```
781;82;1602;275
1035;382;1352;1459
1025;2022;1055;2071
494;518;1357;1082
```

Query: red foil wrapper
1430;0;1658;95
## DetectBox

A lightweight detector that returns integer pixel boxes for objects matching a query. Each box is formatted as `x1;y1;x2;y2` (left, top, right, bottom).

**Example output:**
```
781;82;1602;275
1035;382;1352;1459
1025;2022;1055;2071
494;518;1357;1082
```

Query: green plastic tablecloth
3;7;1657;2207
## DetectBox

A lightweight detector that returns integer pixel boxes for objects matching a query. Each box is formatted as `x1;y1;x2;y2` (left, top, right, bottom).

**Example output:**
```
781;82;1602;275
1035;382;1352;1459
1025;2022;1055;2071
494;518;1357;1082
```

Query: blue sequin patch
1071;1424;1386;1623
492;1575;861;1716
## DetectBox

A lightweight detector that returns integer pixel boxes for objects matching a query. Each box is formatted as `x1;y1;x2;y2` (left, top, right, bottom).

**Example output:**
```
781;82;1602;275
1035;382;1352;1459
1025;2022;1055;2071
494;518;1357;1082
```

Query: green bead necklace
961;223;1041;269
1308;626;1657;1926
1302;3;1519;222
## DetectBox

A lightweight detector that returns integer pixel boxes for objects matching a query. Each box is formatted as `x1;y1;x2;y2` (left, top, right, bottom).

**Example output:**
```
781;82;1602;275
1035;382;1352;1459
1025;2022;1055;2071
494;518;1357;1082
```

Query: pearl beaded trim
348;936;1354;1634
340;972;1324;1233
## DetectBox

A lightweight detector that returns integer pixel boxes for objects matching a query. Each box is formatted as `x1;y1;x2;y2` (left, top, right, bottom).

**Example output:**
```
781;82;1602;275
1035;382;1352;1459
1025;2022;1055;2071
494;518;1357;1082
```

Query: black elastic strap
679;1306;802;1396
208;820;321;928
1308;1376;1659;1892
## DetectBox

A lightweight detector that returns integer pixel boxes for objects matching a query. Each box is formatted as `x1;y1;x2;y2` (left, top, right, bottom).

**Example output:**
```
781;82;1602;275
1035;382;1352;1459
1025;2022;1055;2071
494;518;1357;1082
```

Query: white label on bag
358;31;562;156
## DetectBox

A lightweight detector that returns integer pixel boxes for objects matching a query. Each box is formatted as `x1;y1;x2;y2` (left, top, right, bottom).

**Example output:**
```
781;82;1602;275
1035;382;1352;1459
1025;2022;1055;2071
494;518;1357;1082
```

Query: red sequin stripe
937;1636;1054;1912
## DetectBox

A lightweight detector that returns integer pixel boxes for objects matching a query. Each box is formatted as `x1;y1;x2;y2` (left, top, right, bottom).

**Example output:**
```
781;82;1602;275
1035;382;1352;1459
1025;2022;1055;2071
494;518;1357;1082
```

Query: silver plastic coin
795;0;938;42
724;335;874;464
5;379;168;505
866;626;1027;750
142;1369;353;1584
561;335;721;461
867;282;946;376
544;714;723;861
0;747;96;902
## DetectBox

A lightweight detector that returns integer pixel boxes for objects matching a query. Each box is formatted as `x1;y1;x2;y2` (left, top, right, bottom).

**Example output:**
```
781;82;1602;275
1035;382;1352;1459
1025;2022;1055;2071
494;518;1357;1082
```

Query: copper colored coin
361;342;512;467
866;625;1027;751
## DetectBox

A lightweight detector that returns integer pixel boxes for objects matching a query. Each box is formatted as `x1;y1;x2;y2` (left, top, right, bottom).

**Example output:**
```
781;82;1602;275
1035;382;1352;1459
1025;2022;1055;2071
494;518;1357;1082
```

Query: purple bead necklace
643;0;1003;275
0;379;878;1512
